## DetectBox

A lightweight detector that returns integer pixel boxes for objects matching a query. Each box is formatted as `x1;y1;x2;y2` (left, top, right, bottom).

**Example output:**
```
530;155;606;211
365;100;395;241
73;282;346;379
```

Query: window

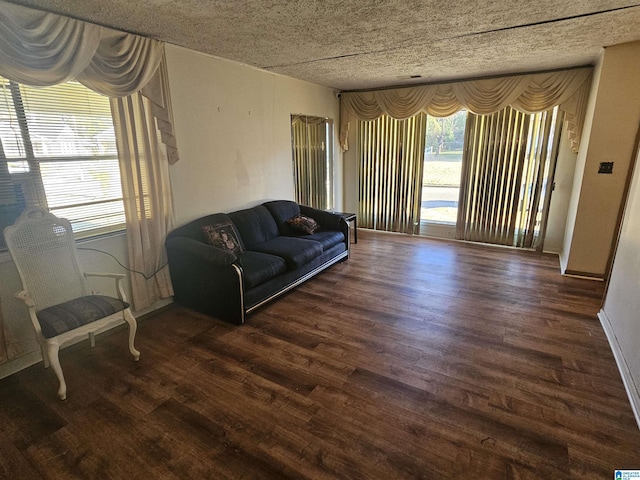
357;106;563;249
0;77;124;249
291;115;334;210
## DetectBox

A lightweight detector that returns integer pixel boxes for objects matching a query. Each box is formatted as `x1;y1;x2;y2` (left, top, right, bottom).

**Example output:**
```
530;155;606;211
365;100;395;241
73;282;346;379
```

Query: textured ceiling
6;0;640;91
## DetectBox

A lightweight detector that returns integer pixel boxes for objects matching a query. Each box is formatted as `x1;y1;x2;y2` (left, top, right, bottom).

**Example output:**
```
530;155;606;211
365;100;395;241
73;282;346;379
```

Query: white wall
560;57;602;273
599;141;640;427
562;42;640;277
342;120;359;214
165;45;342;225
543;127;578;254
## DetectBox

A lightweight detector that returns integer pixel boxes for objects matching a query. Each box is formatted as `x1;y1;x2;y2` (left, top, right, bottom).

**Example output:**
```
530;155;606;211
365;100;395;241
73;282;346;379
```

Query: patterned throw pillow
202;223;244;254
286;214;320;235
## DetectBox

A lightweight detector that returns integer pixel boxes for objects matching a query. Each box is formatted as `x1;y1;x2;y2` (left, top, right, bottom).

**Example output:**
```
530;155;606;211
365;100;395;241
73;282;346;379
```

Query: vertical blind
0;76;123;247
456;106;562;249
358;114;426;234
291;115;333;210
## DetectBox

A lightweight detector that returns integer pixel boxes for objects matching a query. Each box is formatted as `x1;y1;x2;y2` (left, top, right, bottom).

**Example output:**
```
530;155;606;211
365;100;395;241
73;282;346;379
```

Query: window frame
0;78;126;249
290;114;335;211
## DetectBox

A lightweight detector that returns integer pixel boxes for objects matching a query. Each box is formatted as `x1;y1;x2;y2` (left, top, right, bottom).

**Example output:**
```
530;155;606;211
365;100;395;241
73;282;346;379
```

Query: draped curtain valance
340;67;592;153
0;1;178;163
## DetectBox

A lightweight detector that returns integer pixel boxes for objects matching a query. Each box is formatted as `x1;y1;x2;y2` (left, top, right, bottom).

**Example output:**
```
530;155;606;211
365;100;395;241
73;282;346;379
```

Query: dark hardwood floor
1;229;639;479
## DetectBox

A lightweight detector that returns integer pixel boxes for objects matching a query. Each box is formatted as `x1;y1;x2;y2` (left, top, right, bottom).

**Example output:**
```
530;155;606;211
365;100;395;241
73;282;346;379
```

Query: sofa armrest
165;235;244;323
165;236;237;266
299;205;343;231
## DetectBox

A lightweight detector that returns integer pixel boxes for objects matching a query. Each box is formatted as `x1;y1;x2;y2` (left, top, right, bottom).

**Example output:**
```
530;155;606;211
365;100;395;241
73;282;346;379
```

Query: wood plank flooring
1;229;639;479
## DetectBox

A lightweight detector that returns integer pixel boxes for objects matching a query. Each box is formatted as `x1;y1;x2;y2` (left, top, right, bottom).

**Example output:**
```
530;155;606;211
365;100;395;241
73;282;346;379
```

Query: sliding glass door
357;106;563;249
421;111;467;236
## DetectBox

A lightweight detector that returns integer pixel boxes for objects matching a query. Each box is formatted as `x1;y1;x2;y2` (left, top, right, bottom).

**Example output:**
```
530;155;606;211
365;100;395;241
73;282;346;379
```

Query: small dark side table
333;212;357;243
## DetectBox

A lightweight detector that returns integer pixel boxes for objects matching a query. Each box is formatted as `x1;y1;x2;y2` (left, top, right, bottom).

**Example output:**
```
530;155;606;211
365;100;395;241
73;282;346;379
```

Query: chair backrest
4;207;88;311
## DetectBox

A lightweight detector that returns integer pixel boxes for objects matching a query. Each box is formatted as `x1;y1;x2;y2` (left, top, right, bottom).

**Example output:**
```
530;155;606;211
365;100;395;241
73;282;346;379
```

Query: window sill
421;220;456;226
0;229;126;265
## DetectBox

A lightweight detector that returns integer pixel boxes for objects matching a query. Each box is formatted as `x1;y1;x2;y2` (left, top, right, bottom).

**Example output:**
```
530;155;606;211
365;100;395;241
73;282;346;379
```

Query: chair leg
40;342;50;368
123;309;140;361
45;340;67;400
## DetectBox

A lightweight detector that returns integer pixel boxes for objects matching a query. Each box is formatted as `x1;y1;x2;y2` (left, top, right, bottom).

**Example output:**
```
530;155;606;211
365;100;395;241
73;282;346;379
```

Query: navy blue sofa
165;200;349;324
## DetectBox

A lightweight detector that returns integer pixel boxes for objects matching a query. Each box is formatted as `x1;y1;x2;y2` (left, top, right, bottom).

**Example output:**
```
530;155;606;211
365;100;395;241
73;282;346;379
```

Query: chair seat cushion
37;295;130;339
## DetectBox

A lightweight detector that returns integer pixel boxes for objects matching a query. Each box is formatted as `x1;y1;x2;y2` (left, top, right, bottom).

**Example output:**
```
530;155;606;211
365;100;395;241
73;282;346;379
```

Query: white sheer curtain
340;68;592;153
0;1;179;359
111;87;175;309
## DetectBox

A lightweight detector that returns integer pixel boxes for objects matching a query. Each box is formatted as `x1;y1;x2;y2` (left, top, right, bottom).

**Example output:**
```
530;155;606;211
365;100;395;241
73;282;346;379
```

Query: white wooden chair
4;207;140;400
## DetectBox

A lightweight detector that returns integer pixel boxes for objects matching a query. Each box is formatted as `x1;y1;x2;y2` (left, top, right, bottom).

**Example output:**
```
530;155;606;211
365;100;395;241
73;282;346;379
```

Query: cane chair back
6;208;88;310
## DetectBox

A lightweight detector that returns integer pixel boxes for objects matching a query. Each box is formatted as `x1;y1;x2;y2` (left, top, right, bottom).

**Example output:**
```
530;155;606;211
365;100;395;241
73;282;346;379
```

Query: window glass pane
17;81;117;157
0;162;17;205
0;76;124;246
422;111;467;224
291;115;334;210
0;79;26;160
40;159;125;236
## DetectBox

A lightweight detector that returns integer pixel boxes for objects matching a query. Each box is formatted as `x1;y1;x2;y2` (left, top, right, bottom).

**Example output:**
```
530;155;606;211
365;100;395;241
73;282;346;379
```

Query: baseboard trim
0;351;44;380
598;308;640;430
563;270;605;281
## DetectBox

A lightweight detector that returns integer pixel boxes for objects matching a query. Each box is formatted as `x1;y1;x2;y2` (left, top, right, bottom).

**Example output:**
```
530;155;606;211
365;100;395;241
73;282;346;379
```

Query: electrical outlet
598;162;614;174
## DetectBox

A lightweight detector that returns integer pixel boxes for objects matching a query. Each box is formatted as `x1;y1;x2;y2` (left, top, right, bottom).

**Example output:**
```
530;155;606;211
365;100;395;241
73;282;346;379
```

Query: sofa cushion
252;236;323;269
286;214;320;234
237;251;287;289
202;222;244;255
229;205;280;249
264;200;301;236
303;230;345;251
